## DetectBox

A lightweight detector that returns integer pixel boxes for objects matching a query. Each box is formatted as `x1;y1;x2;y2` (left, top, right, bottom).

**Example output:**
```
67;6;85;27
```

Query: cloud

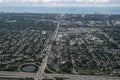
42;0;53;3
0;0;111;3
76;0;84;2
87;0;109;3
76;0;109;3
0;0;119;7
0;0;3;2
22;0;41;3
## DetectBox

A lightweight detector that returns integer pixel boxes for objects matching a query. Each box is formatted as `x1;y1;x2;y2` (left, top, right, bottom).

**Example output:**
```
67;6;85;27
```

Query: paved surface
0;71;35;78
35;22;60;80
0;22;61;80
0;71;120;80
0;22;120;80
44;74;120;80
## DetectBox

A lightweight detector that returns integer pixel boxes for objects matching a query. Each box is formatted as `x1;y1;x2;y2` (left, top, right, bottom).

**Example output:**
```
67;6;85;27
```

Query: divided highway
0;22;120;80
0;71;120;80
35;22;60;80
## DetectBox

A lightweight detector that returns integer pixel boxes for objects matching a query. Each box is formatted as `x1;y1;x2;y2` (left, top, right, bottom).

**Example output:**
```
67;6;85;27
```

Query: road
44;74;120;80
0;71;35;78
35;22;60;80
0;22;120;80
0;71;120;80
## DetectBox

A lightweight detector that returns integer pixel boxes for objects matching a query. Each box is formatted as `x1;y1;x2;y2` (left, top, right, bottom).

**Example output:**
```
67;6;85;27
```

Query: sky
0;0;120;7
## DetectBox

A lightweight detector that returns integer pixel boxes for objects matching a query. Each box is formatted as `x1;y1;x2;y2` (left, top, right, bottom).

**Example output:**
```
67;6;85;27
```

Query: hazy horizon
0;7;120;14
0;0;120;14
0;0;120;7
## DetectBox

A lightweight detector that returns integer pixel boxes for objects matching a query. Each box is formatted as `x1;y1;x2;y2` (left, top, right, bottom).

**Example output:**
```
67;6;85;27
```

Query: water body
0;7;120;14
21;65;38;72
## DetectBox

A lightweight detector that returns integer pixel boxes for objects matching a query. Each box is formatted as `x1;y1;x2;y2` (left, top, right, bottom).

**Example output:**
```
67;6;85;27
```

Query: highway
0;22;120;80
35;22;60;80
44;74;120;80
0;71;120;80
0;71;35;78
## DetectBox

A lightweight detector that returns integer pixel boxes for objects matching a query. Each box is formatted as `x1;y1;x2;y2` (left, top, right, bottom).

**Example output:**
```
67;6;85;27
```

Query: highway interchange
0;22;120;80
